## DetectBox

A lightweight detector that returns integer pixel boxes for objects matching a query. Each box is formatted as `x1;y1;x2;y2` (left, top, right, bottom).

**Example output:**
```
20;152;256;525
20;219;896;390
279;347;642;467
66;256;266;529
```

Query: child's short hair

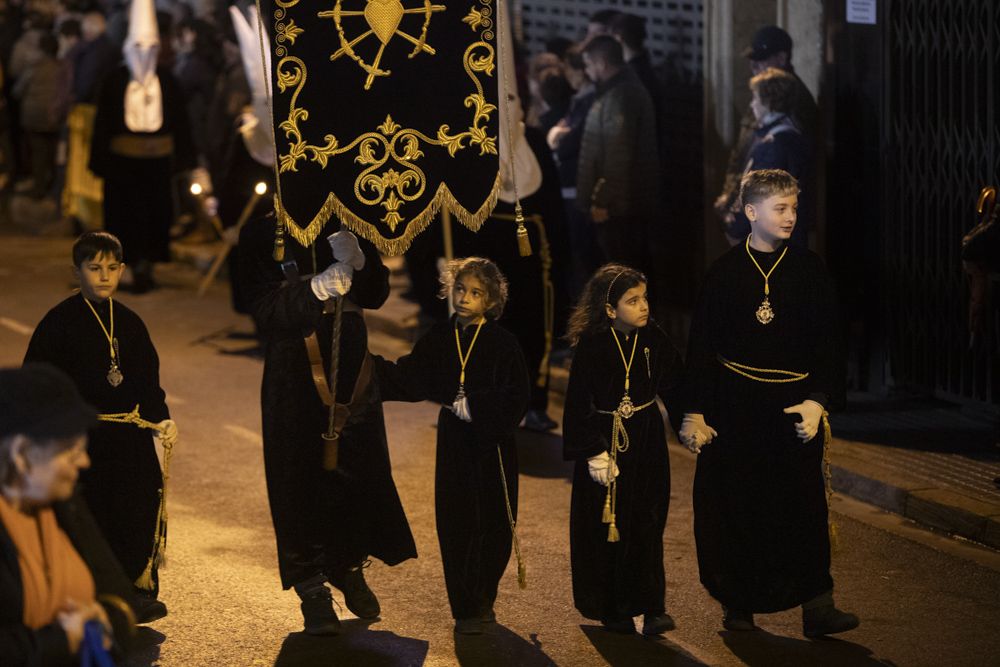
749;67;798;116
72;232;123;267
438;257;509;320
740;169;800;208
566;263;647;346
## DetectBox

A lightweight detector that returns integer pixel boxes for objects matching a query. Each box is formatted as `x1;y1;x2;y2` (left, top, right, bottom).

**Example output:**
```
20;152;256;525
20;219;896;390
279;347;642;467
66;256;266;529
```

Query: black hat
0;364;97;440
744;25;793;61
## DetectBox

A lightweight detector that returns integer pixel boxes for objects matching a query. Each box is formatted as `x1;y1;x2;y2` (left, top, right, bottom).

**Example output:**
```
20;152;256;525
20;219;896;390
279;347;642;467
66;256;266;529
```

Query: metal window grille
882;0;999;405
518;0;704;76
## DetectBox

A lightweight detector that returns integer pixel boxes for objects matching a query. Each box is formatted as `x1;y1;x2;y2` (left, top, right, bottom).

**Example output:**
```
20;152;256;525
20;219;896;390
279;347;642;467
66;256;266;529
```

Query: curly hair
438;257;509;320
565;263;647;346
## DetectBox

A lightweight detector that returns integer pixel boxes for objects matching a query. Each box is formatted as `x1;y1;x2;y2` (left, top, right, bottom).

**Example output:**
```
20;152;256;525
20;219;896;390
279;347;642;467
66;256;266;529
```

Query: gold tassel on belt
597;399;655;543
98;404;174;591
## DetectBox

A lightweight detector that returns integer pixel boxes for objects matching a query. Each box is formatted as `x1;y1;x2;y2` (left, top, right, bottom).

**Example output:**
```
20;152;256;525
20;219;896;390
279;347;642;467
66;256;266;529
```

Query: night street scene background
0;0;998;666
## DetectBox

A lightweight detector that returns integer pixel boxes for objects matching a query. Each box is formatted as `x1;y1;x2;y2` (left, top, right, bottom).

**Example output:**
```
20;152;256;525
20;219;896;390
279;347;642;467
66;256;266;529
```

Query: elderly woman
1;364;136;666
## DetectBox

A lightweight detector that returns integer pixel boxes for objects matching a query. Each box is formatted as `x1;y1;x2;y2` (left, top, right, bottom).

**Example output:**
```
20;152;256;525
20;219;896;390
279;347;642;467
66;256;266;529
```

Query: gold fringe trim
275;172;502;256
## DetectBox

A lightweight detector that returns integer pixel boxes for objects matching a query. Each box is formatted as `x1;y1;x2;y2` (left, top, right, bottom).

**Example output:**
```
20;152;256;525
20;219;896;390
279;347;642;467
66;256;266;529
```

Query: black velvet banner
267;0;500;255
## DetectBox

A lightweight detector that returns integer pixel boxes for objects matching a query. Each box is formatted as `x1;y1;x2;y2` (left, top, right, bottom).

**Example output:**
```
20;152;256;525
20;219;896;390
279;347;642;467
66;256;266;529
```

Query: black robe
562;324;683;621
375;317;530;619
23;295;169;584
238;217;416;589
89;65;196;265
685;243;843;613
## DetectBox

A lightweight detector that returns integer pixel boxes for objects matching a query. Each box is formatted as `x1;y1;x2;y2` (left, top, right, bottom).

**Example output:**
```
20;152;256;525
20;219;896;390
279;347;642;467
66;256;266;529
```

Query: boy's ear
744;202;757;222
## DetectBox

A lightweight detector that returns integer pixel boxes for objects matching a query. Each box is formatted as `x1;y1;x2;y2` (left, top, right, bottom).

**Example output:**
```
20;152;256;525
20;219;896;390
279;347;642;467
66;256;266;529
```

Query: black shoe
455;617;483;635
803;605;859;638
300;587;341;636
601;617;636;634
722;607;756;631
642;613;675;635
522;409;557;432
134;593;167;624
331;560;380;619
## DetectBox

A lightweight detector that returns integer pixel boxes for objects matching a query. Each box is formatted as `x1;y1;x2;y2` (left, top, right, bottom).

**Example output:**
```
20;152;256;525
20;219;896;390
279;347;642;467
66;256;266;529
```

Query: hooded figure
90;0;196;293
453;0;569;431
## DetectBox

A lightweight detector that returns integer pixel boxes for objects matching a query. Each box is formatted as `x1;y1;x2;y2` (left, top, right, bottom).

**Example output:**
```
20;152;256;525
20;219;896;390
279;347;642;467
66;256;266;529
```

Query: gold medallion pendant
617;394;635;419
107;363;124;387
756;297;775;325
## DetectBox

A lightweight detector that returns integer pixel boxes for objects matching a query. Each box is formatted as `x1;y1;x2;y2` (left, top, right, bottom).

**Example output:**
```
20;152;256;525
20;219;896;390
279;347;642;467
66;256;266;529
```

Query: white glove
156;419;178;447
587;451;620;486
327;230;365;271
450;394;472;422
679;413;718;454
783;400;825;442
310;262;354;301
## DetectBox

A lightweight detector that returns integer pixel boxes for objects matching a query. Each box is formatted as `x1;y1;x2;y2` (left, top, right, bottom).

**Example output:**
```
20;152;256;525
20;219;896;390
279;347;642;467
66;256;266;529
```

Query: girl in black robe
238;217;416;633
680;168;857;637
562;264;683;635
374;258;530;635
23;233;173;619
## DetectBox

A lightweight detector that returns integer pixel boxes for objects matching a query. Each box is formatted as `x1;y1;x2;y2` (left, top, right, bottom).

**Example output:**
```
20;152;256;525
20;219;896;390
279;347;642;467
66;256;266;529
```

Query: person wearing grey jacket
576;36;661;287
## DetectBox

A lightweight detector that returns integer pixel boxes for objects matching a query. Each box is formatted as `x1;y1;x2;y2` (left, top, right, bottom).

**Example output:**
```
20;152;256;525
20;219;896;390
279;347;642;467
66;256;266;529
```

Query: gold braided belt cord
717;356;839;553
595;397;656;543
97;405;174;590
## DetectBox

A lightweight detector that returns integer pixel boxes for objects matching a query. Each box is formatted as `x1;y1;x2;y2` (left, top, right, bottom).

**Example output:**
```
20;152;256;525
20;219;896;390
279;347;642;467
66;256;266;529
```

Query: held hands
327;230;366;271
57;598;111;654
587;451;620;486
783;400;825;442
156;419;178;447
679;413;718;454
310;262;354;301
450;395;472;422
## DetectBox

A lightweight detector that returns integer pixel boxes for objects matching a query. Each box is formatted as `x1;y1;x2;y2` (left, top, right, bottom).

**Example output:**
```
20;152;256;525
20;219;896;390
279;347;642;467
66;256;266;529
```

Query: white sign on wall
847;0;877;25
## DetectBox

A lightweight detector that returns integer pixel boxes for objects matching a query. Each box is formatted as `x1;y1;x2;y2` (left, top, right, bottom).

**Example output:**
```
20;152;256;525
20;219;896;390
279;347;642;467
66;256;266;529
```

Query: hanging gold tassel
607;519;620;543
602;486;613;523
517;560;527;589
273;195;285;261
515;204;532;256
821;413;840;554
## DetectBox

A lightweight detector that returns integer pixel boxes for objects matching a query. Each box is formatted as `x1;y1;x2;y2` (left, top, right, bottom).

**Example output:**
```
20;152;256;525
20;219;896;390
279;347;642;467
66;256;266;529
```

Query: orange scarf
0;495;96;629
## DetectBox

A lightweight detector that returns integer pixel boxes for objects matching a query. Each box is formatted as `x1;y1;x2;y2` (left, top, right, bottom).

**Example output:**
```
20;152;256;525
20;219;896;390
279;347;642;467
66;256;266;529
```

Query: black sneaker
134;592;167;624
300;587;341;636
722;607;756;631
803;605;859;638
600;617;636;634
522;409;558;432
642;613;676;635
331;560;381;619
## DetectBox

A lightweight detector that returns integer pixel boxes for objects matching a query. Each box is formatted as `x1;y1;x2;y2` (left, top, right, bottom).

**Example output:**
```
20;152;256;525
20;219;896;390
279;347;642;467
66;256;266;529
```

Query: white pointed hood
122;0;162;132
230;4;274;166
497;0;541;203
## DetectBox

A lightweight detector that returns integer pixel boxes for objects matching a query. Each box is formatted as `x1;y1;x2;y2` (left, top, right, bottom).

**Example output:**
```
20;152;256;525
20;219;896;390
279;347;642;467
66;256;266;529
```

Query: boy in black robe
680;169;858;638
562;264;683;635
374;257;530;635
238;218;416;635
23;232;176;623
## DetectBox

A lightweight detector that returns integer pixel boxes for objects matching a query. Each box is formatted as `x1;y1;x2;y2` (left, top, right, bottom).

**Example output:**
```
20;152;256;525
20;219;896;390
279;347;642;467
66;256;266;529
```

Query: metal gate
882;0;999;406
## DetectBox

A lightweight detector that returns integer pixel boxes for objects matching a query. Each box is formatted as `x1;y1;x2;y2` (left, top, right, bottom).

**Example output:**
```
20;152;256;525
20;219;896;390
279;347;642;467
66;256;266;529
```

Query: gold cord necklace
745;234;788;325
610;327;639;418
83;295;123;386
453;318;485;401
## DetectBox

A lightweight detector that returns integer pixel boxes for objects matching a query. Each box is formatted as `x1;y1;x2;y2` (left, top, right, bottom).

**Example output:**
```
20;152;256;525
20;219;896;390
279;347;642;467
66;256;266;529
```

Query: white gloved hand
156;419;178;447
679;413;718;454
587;451;620;486
783;400;825;442
310;262;354;301
327;230;366;271
450;394;472;422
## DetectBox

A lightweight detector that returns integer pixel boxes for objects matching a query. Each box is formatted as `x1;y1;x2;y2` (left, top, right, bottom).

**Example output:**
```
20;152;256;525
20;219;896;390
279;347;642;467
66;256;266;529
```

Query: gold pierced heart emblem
364;0;404;45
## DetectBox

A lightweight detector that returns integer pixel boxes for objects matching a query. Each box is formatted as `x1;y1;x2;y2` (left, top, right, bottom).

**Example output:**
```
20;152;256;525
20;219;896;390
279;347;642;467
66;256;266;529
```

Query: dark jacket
0;494;137;667
576;68;660;219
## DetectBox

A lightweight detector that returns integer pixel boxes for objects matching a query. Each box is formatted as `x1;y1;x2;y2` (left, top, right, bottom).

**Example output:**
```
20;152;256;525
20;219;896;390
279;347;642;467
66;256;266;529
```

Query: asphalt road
1;235;999;666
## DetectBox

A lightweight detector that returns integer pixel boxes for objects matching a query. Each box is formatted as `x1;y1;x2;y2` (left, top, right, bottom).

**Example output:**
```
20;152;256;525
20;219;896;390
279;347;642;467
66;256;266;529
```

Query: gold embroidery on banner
272;0;500;250
319;0;446;90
